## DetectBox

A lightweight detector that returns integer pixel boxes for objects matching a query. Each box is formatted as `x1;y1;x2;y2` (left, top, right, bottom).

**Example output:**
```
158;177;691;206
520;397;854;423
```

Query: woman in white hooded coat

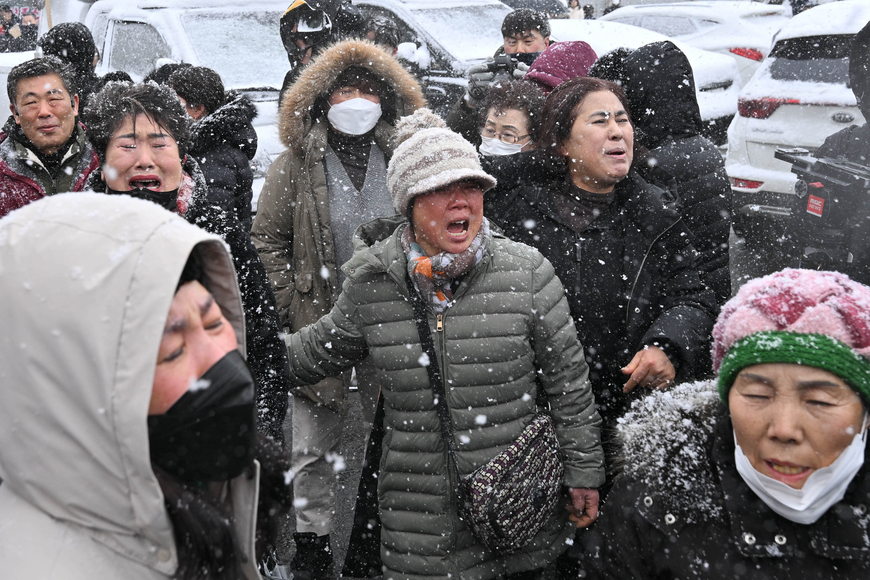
0;194;262;579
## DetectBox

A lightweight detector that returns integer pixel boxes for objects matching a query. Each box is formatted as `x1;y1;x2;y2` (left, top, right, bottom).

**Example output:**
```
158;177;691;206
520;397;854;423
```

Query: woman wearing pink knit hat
575;268;870;579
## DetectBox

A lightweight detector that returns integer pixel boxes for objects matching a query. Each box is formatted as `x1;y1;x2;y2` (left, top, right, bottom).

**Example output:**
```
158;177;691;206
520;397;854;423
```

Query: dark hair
83;81;190;162
588;47;634;87
144;62;193;86
313;65;397;126
153;466;243;580
480;78;547;141
168;66;226;116
6;56;76;107
536;76;633;162
364;14;400;49
37;22;97;77
177;249;208;292
501;8;550;39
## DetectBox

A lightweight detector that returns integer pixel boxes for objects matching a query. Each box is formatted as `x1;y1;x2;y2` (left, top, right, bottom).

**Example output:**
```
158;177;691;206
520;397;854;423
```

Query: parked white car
599;1;791;86
549;18;741;145
725;0;870;242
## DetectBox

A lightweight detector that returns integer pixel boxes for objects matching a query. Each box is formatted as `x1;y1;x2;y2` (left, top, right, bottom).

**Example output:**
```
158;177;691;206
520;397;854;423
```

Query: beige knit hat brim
388;124;497;216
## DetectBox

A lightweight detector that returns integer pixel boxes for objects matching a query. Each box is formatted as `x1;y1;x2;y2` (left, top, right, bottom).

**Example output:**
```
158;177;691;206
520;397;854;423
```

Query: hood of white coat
0;193;245;571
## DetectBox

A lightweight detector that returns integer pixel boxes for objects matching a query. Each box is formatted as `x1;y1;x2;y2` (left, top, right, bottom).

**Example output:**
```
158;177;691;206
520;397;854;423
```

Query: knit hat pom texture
387;108;496;216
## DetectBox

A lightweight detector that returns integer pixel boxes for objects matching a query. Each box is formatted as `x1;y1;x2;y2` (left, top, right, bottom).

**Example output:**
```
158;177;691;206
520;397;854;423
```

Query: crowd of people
0;4;869;580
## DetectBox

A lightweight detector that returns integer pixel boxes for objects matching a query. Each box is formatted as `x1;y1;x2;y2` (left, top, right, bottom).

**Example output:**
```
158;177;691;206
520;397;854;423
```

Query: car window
607;16;640;27
181;10;286;90
638;16;697;38
411;5;511;62
768;35;854;85
90;12;109;59
109;21;171;80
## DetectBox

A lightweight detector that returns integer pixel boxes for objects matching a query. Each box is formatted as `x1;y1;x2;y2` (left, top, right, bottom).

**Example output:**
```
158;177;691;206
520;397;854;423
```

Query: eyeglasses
480;127;531;144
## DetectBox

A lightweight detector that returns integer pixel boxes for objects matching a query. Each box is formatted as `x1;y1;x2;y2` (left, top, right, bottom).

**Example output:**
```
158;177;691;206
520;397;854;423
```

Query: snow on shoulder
617;380;723;521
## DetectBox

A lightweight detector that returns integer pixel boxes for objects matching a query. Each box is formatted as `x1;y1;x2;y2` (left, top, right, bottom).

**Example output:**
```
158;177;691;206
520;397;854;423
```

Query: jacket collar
343;217;497;302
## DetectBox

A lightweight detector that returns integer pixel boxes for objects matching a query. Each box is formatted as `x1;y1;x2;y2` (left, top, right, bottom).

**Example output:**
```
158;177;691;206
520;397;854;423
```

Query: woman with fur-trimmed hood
250;38;425;578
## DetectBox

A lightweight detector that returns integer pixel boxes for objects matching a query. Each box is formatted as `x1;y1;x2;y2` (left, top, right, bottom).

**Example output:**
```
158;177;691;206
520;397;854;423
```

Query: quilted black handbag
405;277;564;554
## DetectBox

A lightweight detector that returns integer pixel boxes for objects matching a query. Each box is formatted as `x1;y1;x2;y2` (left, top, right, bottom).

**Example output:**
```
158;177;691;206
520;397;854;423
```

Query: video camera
467;55;518;102
774;147;870;274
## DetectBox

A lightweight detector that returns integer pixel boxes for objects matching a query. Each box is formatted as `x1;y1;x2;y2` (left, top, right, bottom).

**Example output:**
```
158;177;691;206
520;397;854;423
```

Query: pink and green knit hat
712;268;870;404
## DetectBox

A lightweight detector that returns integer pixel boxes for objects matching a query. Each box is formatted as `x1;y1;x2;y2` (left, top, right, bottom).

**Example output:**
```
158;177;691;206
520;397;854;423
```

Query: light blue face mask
734;413;869;525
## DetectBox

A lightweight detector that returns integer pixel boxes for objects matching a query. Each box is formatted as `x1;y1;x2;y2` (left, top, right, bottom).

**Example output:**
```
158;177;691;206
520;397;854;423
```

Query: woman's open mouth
129;177;162;191
606;147;626;158
446;220;469;236
766;460;811;484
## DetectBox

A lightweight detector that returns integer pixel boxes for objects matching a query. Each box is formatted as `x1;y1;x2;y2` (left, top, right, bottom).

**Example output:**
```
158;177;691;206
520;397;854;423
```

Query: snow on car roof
393;0;508;6
90;0;288;9
603;1;790;19
776;0;870;41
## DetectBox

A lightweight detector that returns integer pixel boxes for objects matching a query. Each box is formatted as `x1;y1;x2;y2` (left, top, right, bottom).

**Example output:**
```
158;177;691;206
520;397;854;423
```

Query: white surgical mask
327;98;382;135
734;415;868;525
478;135;524;157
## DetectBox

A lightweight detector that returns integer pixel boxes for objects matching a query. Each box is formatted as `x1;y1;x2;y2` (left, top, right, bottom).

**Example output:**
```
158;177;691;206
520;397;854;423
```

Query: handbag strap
405;276;462;462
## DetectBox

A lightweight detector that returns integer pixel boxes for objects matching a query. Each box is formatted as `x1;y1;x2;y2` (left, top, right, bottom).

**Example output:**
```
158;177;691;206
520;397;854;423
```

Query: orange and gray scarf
402;218;491;313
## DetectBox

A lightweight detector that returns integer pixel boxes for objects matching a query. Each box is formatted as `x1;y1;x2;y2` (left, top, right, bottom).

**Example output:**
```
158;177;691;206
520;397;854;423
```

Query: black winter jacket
579;381;870;579
804;123;870;286
188;91;258;231
486;171;716;425
87;158;290;441
624;41;732;309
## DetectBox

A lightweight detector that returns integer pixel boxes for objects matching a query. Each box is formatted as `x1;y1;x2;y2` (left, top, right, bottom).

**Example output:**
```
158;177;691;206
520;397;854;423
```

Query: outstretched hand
621;345;675;393
566;487;600;528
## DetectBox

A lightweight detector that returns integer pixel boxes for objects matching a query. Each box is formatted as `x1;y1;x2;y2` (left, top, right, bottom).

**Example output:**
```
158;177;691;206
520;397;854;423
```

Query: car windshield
181;10;286;90
411;5;511;62
769;35;854;85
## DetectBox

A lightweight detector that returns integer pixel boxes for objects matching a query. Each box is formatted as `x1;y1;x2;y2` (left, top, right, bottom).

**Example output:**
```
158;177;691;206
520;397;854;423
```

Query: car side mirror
397;41;430;72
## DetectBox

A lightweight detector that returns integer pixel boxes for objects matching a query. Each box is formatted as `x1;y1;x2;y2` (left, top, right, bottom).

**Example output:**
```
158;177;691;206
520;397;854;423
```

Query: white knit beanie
387;108;497;217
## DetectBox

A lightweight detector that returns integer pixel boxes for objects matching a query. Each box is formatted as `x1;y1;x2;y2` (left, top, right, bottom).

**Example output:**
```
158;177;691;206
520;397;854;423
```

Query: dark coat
188;91;258;231
817;122;870;165
485;170;716;425
86;158;290;441
625;41;732;309
805;123;870;286
579;381;870;579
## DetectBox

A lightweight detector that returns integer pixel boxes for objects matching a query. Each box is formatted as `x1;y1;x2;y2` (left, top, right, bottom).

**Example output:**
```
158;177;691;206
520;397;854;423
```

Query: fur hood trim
190;90;258;160
617;380;724;522
279;39;426;152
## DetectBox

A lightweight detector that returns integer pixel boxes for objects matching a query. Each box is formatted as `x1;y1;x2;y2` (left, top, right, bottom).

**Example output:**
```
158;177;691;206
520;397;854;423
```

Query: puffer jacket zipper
432;308;462;578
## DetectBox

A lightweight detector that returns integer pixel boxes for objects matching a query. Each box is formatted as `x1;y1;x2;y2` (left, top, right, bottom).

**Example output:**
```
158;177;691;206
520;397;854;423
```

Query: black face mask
148;350;256;483
514;51;542;66
106;185;179;212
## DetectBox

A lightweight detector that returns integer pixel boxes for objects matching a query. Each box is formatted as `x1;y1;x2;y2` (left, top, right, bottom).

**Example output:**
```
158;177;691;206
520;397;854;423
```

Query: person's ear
71;93;79;116
9;102;17;123
544;37;551;48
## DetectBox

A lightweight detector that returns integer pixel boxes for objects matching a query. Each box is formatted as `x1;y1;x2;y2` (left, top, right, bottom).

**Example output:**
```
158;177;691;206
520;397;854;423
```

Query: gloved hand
464;62;495;106
512;61;530;81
